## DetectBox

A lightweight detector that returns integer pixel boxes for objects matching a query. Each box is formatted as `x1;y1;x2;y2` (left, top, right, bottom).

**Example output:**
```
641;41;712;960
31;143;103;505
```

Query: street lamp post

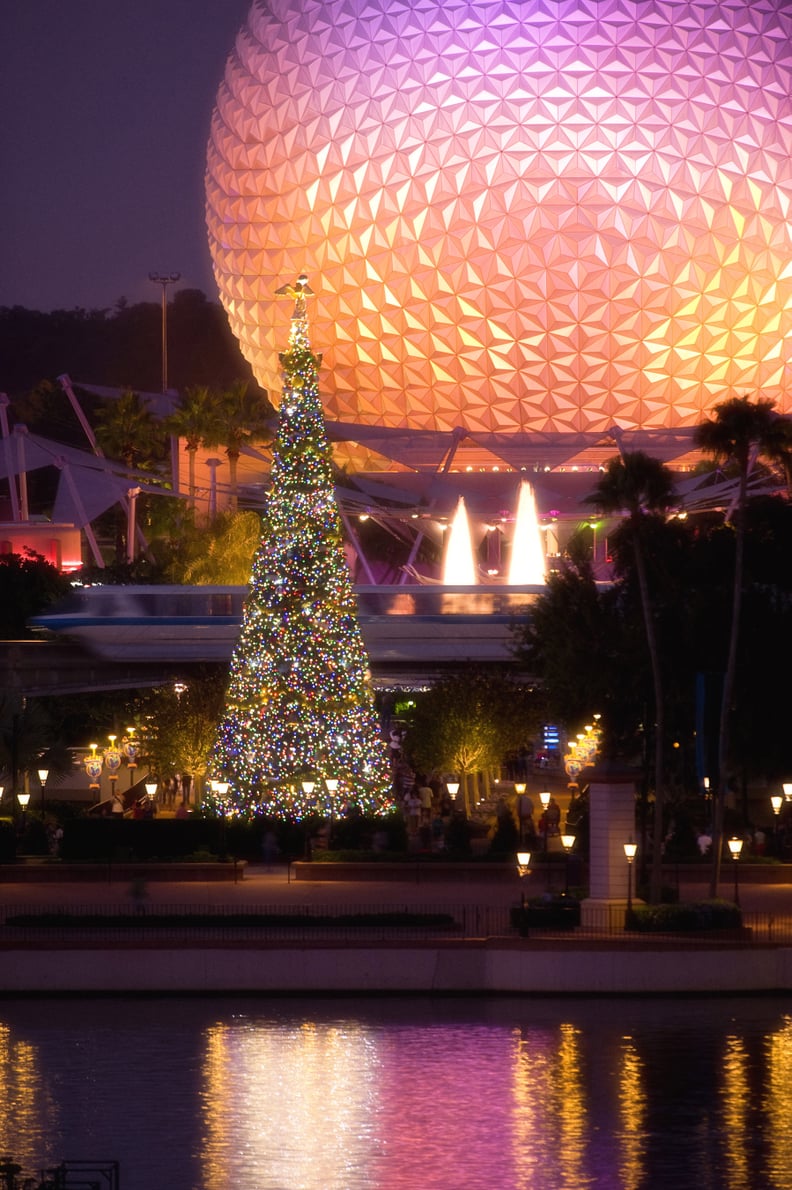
214;779;229;858
539;790;550;853
727;837;743;905
516;851;532;908
624;839;638;926
561;833;575;896
148;271;181;393
37;768;49;817
771;794;783;856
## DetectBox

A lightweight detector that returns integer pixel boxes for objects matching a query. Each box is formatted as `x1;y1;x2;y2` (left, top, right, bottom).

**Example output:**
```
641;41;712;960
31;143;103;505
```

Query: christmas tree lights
208;276;391;820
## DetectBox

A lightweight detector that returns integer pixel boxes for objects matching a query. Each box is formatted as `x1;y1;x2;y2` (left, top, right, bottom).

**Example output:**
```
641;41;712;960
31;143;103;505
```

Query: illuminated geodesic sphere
206;0;792;433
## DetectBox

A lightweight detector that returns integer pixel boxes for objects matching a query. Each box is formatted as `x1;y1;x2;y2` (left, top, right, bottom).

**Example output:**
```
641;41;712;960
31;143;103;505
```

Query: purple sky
1;1;250;312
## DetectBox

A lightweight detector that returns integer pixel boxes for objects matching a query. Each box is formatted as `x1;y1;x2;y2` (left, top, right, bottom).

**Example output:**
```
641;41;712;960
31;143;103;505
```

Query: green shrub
628;899;742;932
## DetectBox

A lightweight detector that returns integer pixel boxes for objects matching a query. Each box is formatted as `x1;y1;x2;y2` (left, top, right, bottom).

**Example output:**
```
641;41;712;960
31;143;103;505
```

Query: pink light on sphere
206;0;792;434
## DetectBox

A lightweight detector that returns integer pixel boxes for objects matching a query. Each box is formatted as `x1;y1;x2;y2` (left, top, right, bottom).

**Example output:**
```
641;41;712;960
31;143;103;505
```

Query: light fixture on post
727;837;743;906
324;775;339;811
37;768;49;816
446;780;460;808
624;839;638;924
84;743;103;796
144;780;158;803
214;780;230;858
771;794;783;855
516;851;532;907
539;790;551;854
123;727;139;788
561;833;576;896
104;736;122;791
784;782;792;802
17;789;31;811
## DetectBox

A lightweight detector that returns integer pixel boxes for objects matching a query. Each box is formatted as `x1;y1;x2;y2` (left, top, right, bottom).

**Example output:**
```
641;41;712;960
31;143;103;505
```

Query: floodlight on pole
149;272;181;393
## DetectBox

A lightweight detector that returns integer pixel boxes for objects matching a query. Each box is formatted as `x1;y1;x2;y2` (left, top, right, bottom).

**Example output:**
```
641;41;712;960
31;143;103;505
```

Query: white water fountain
508;481;546;586
443;496;478;585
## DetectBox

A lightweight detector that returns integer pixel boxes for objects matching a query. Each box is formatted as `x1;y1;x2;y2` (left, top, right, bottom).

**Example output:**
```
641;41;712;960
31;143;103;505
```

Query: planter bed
0;862;246;883
3;909;458;930
292;860;516;882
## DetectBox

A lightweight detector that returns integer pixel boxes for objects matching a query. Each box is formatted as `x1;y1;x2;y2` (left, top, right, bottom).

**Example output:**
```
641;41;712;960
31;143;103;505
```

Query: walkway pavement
2;862;791;916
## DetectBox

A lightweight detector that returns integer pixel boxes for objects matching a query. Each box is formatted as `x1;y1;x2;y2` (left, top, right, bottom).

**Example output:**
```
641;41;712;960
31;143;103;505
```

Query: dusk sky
1;1;250;313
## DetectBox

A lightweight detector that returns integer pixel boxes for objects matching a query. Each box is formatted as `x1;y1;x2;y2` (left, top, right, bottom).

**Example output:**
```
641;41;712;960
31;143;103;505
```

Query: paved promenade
2;864;792;994
1;861;791;914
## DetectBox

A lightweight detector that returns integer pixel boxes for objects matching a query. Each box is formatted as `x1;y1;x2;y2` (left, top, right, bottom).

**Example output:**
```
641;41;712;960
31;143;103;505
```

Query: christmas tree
208;276;392;819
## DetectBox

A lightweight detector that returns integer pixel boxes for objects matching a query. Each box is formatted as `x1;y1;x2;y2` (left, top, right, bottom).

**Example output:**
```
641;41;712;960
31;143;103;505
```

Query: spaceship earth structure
206;0;792;435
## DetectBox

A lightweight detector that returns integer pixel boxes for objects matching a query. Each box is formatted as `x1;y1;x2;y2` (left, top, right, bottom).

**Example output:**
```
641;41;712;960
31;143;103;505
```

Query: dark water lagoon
0;994;791;1189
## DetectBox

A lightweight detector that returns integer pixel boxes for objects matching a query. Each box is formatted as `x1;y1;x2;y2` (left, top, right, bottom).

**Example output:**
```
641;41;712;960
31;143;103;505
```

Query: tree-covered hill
0;289;255;400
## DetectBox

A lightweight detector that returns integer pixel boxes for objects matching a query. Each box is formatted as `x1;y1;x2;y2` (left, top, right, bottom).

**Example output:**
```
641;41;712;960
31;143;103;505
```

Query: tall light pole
149;272;181;393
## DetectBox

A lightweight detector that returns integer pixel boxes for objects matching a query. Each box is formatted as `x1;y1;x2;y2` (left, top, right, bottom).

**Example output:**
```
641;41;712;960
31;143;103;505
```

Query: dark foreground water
0;994;791;1190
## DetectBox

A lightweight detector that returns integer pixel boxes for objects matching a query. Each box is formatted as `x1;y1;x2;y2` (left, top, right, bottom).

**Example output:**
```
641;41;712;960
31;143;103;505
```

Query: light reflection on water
0;997;791;1190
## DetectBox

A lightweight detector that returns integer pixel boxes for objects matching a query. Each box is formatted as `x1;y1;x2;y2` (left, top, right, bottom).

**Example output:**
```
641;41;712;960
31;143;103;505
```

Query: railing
2;903;792;945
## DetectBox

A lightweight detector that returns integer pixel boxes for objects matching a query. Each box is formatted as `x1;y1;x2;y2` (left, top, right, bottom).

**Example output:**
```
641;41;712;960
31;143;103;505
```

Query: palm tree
585;451;676;903
165;385;224;506
93;390;165;562
210;381;275;511
693;395;789;894
181;510;262;584
93;389;165;472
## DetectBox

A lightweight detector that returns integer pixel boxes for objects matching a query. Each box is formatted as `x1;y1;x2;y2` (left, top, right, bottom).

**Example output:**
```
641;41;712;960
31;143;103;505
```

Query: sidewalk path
2;863;792;916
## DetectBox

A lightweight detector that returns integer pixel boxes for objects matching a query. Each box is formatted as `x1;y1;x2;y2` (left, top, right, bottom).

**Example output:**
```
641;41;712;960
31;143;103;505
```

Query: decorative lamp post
624;839;638;922
446;780;460;809
122;727;139;788
37;768;49;816
561;833;576;895
727;837;743;906
104;736;122;792
144;780;158;804
514;782;526;795
17;789;30;812
84;744;103;795
783;783;792;802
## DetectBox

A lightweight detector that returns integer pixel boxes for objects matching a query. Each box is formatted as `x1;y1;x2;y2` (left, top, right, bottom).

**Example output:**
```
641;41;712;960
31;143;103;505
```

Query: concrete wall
2;941;790;995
